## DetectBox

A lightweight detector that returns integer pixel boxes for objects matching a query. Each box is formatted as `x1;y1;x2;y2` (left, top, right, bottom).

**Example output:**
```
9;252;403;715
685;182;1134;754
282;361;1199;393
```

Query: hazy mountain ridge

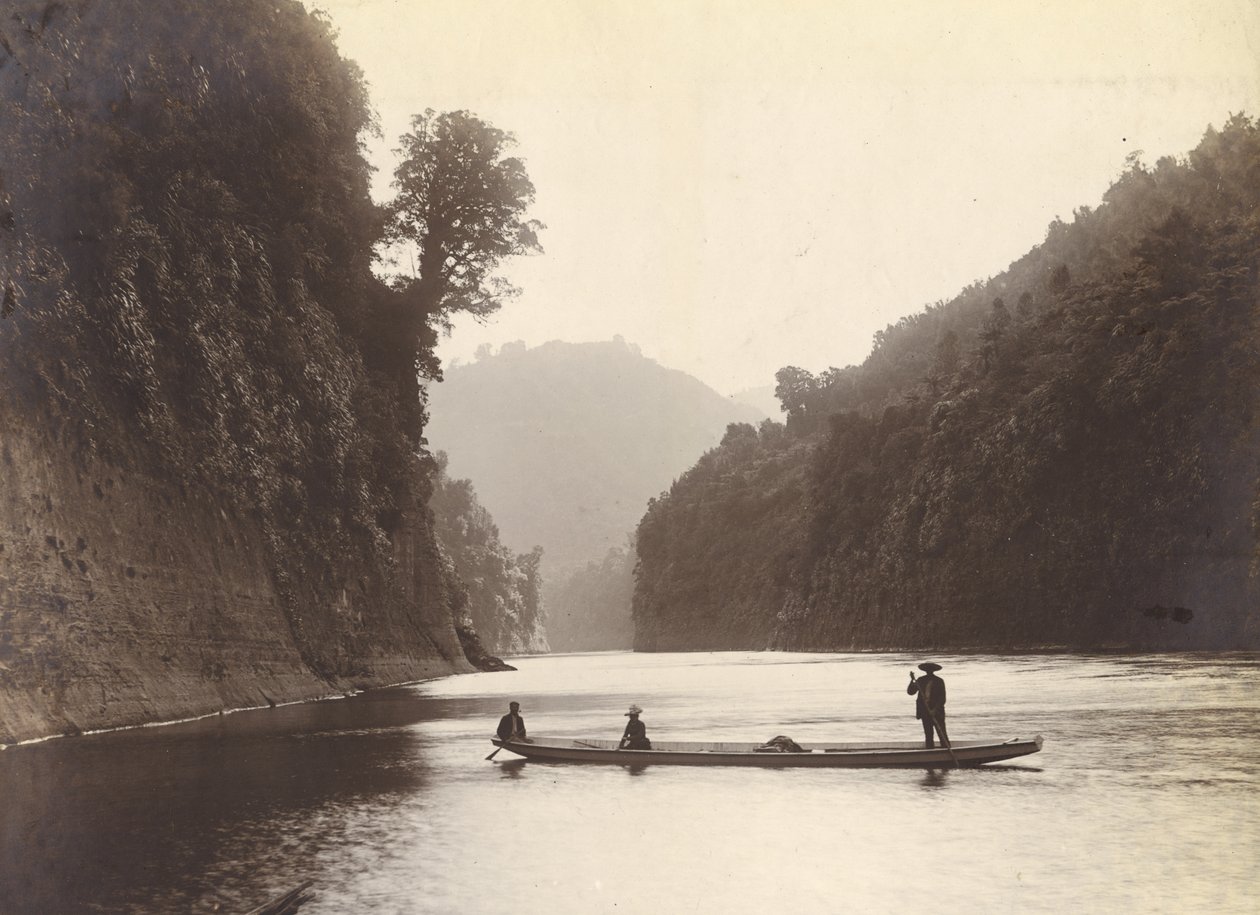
729;385;783;419
424;338;766;648
426;338;765;568
635;116;1260;652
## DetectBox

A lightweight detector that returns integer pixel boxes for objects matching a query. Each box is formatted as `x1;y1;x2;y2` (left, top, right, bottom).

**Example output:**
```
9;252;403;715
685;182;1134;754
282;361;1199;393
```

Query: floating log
244;880;314;915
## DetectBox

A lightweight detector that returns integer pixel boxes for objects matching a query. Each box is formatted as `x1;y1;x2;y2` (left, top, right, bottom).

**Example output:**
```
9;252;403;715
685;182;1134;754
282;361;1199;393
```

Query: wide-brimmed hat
508;701;520;709
917;662;942;672
625;704;644;716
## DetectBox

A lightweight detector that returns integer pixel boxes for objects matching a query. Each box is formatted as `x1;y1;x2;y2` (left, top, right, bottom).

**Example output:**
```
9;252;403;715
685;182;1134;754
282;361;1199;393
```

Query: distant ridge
730;384;783;420
424;338;766;648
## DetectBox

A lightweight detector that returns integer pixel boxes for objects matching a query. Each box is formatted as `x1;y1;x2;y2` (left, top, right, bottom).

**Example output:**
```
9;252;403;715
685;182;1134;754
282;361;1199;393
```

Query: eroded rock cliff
0;0;490;744
0;400;471;745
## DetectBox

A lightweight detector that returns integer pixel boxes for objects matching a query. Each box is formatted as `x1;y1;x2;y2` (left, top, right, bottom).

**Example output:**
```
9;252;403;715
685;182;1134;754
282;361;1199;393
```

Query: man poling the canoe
907;663;958;767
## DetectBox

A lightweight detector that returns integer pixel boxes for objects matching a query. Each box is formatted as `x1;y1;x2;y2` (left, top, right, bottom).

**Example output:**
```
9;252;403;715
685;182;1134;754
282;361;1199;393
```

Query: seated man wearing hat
618;704;652;750
907;663;950;749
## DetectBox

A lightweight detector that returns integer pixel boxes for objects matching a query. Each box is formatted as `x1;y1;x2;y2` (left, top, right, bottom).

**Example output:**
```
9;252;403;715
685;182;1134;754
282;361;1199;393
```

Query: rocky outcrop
455;624;517;672
0;400;471;745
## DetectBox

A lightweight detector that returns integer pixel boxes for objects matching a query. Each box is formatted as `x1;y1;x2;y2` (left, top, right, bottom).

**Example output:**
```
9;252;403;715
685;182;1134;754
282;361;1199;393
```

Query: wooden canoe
489;735;1042;768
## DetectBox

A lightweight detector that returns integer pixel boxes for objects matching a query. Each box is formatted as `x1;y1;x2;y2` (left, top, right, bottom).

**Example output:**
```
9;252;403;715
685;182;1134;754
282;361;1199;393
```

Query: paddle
488;730;527;760
927;707;961;769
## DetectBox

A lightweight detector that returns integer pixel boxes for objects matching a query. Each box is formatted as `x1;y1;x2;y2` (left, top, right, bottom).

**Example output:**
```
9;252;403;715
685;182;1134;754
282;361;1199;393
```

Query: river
1;651;1257;914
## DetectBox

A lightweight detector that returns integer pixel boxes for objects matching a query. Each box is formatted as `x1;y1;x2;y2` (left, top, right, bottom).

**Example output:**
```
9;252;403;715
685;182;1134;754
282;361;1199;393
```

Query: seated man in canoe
497;700;528;742
618;704;652;749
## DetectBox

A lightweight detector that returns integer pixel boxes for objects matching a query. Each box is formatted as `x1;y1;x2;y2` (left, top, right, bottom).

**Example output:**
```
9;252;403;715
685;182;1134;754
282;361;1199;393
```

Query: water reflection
2;650;1258;915
498;759;529;780
919;768;952;789
978;764;1045;774
1;692;438;913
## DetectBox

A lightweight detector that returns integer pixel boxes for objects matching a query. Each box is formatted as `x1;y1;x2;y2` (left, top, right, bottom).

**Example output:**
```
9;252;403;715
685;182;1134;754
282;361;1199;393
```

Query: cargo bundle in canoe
489;735;1042;768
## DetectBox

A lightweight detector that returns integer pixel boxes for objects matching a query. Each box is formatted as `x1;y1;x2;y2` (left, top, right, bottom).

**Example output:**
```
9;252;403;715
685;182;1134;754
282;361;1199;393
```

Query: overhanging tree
386;109;543;387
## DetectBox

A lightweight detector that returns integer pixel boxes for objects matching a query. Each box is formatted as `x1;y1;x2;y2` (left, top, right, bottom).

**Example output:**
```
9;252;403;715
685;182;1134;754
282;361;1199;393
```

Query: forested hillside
636;118;1260;652
430;455;547;655
424;338;764;649
546;544;636;652
0;0;536;740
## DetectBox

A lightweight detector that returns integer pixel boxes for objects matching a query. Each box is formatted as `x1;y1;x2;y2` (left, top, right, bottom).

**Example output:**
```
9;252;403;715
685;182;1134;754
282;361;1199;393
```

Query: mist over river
2;651;1257;913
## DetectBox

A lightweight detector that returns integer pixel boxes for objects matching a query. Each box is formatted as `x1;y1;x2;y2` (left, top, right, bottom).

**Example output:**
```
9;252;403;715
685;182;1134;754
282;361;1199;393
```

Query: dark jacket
497;712;526;740
907;674;946;720
619;716;651;749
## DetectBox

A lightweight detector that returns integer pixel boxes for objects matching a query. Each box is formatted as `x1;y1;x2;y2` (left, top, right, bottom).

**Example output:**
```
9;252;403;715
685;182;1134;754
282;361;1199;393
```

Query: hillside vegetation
635;118;1260;651
546;544;636;652
430;455;548;655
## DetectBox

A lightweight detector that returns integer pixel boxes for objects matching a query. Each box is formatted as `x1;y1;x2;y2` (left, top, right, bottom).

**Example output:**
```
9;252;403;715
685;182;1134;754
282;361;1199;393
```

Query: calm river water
2;651;1258;914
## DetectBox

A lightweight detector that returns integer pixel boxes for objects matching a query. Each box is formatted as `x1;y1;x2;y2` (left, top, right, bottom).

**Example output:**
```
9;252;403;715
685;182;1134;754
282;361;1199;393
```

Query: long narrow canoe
489;735;1043;768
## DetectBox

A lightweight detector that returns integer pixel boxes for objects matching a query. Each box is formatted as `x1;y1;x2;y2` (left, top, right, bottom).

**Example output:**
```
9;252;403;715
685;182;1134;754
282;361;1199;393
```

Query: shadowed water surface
2;651;1257;913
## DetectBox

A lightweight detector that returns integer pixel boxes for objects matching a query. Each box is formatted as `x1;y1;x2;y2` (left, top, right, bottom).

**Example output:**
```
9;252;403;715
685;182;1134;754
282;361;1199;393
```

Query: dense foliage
388;111;543;329
636;118;1260;651
0;1;539;672
634;421;813;649
546;544;636;652
429;455;547;654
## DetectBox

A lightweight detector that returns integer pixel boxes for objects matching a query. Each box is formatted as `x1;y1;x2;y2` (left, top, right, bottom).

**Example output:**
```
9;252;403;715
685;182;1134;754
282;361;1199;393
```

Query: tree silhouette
388;110;544;359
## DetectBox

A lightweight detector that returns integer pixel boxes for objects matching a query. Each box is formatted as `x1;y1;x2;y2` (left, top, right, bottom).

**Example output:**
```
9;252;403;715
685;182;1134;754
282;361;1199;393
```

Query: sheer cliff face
0;402;469;745
0;1;479;744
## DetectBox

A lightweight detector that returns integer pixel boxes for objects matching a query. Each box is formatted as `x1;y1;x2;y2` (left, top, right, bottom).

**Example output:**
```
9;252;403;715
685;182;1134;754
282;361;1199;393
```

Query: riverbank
0;666;463;751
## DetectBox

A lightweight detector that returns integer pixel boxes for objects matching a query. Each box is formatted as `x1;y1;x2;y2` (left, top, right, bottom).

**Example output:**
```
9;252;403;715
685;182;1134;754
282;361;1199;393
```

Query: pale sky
313;0;1260;394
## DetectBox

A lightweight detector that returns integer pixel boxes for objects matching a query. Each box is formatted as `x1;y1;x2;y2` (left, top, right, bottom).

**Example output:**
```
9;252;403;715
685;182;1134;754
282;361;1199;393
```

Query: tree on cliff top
385;110;544;379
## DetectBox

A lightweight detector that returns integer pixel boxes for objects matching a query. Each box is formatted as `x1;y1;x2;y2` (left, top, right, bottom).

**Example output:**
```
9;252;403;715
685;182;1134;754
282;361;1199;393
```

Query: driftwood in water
245;881;314;915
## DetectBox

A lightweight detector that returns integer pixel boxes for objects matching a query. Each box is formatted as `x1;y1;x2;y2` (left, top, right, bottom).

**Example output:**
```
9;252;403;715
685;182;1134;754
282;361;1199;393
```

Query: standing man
497;700;527;742
907;663;949;749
